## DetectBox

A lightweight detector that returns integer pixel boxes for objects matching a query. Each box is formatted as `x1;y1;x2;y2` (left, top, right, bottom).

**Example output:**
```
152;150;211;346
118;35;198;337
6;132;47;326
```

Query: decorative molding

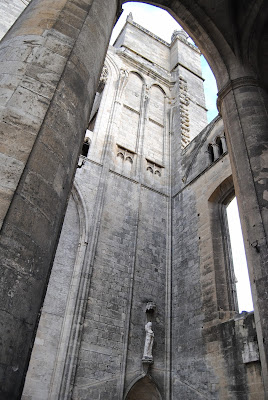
118;68;129;99
148;117;164;128
130;20;170;47
179;76;191;148
145;157;164;169
100;64;108;84
83;158;103;168
116;144;135;164
97;64;109;92
146;159;163;177
146;301;156;313
123;103;140;114
171;29;200;54
141;184;168;197
109;169;139;184
116;48;172;87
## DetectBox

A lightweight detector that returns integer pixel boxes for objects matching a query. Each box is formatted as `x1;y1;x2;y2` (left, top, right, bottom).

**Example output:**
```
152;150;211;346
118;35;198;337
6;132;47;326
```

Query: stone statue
142;322;154;361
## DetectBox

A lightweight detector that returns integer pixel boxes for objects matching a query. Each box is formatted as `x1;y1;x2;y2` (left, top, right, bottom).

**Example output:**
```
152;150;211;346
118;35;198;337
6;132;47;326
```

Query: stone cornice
171;33;200;54
171;61;204;81
130;20;170;47
128;17;200;54
116;48;172;87
217;76;259;114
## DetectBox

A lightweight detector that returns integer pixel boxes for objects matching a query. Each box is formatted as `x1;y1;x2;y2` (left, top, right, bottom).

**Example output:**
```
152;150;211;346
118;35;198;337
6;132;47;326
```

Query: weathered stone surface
0;0;118;398
0;1;267;399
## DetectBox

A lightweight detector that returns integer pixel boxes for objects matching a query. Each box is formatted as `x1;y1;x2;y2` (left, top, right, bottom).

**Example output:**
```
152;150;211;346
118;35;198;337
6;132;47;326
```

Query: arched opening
125;376;162;400
81;137;90;157
216;136;223;157
208;177;254;314
208;144;214;163
226;197;254;312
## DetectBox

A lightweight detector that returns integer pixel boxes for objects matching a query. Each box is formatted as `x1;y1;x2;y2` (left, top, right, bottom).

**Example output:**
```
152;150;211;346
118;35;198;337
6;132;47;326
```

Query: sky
110;2;253;313
227;199;253;312
110;2;218;122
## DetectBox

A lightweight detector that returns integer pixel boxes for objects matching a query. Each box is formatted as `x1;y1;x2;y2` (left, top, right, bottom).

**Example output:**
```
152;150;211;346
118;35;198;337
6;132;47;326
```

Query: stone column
212;143;221;160
220;135;228;153
218;77;268;392
0;0;119;398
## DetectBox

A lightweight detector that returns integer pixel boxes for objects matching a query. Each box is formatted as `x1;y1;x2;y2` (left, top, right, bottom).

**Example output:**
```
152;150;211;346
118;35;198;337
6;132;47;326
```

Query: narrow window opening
226;197;254;312
216;137;223;156
81;137;90;157
208;144;214;163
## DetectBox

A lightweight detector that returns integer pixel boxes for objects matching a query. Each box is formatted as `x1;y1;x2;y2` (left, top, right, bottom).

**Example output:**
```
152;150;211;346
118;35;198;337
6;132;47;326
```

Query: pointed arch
123;70;144;110
149;83;166;96
125;375;162;400
130;70;145;82
23;182;90;399
144;83;166;163
118;70;144;150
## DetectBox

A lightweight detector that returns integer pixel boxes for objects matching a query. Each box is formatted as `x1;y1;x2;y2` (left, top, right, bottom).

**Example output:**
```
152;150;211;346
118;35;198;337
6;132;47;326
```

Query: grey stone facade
0;2;267;399
19;15;264;400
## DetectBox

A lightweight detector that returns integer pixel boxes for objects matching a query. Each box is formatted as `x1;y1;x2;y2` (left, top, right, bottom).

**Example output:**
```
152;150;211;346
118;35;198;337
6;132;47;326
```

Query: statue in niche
142;322;154;362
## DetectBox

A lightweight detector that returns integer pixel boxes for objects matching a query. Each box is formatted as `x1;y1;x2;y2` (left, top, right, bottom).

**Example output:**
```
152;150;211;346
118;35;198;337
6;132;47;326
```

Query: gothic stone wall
171;117;264;399
22;35;171;398
21;13;264;400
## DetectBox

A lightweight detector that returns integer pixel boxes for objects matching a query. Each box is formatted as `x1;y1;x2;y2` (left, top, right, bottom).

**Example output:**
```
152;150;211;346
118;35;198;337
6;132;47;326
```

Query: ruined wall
171;117;264;399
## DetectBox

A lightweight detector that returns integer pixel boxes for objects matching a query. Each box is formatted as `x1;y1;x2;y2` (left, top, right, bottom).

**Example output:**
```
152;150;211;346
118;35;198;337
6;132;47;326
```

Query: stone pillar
218;77;268;392
220;135;227;153
212;143;221;160
0;0;119;398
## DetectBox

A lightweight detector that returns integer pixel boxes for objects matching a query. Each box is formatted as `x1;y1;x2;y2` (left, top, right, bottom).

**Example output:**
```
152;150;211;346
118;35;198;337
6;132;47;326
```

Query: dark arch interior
208;144;214;163
126;376;162;400
216;137;223;156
